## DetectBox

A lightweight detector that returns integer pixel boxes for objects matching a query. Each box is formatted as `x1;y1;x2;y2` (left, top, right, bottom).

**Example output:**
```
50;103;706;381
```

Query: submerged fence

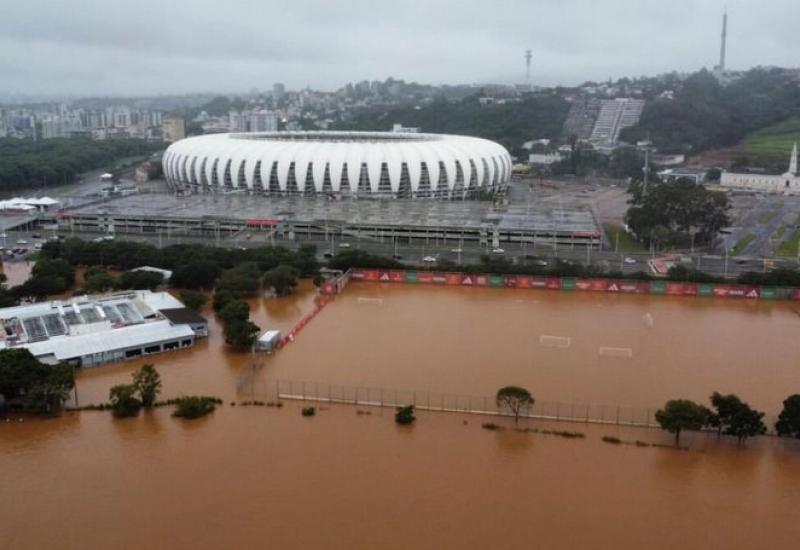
237;376;661;429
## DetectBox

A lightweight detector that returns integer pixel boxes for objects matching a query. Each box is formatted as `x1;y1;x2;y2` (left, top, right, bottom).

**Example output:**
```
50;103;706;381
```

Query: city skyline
2;0;799;97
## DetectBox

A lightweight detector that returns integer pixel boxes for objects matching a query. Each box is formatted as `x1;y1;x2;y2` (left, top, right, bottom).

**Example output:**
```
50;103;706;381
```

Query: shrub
301;406;316;417
395;404;416;425
601;436;622;444
172;396;219;419
482;422;505;431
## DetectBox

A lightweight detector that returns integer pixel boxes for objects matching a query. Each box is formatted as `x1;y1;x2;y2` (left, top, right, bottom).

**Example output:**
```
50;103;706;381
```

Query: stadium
163;131;512;199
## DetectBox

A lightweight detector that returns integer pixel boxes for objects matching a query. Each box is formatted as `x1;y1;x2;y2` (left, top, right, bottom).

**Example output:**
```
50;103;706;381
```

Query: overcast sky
1;0;798;97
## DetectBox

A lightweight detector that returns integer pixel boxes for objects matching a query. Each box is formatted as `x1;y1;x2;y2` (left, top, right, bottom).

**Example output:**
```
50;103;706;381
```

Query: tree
708;392;744;438
171;260;221;289
263;265;300;296
0;349;73;413
496;386;534;424
625;179;731;248
116;270;164;290
132;364;161;408
707;392;766;445
655;399;711;446
109;384;141;418
217;299;250;324
83;271;116;293
395;405;416;425
224;318;260;349
179;290;207;312
776;395;800;438
726;403;767;445
172;396;218;419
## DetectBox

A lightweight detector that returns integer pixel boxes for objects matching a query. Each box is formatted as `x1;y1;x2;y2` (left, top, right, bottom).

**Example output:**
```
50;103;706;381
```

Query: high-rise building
273;83;286;101
249;110;278;132
162;116;186;143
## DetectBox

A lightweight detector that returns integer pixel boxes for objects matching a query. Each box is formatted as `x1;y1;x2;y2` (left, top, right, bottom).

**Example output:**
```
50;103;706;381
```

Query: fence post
354;386;358;405
616;406;620;425
556;402;560;420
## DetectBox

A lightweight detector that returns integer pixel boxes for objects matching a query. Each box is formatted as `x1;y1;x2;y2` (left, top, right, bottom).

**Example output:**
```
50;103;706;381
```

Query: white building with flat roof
721;144;800;193
0;291;206;367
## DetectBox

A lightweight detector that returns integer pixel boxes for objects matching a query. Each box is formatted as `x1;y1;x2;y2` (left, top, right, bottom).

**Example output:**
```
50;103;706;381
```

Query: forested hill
335;93;570;152
620;68;800;154
0;138;162;191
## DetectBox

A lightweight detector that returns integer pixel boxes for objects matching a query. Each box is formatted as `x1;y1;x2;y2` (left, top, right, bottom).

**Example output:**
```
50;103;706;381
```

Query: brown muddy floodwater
2;281;800;550
1;260;32;287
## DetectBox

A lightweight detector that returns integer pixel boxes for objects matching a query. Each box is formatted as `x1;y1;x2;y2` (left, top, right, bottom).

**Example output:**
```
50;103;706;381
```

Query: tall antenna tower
525;49;532;83
717;8;728;71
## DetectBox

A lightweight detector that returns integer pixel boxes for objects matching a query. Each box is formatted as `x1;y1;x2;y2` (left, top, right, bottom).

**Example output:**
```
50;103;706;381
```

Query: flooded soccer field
3;282;800;549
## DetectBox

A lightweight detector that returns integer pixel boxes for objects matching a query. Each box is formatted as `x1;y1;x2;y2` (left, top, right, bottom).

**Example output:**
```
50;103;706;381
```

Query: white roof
0;291;183;321
258;330;281;343
22;320;194;361
132;266;173;280
163;131;512;195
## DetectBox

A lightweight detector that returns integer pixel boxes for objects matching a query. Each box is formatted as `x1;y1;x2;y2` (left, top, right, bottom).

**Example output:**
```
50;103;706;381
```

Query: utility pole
525;50;532;83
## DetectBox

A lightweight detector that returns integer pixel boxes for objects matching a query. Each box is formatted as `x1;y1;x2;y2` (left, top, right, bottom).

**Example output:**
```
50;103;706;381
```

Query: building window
181;339;192;347
322;163;333;194
144;345;161;354
378;162;391;195
253;160;263;190
304;163;316;195
398;163;411;199
418;162;431;197
125;348;143;358
268;161;281;194
286;162;298;194
357;163;370;194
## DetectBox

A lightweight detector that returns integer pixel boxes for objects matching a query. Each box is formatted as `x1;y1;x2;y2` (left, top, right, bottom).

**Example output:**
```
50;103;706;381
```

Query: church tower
789;143;798;176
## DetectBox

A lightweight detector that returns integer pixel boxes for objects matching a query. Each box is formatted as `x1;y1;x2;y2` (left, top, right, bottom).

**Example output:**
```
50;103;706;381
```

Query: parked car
533;259;548;266
491;248;505;255
16;239;27;245
624;257;637;264
339;243;351;249
422;256;437;263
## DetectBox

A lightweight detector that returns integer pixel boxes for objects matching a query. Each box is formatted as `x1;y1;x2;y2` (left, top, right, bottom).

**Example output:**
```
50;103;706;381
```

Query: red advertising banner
418;272;433;284
445;273;462;285
682;283;699;296
474;275;489;286
431;273;448;284
713;284;759;298
503;276;518;287
590;279;609;291
349;269;365;280
546;277;561;290
321;282;336;295
612;281;650;294
461;274;477;286
792;289;800;300
389;271;405;282
363;270;380;282
516;276;533;288
531;277;548;288
666;282;684;295
576;279;593;291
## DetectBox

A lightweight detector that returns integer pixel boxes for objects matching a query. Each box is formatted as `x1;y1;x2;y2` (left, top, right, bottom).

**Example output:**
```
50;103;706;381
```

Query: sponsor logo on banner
546;277;561;290
590;279;608;291
607;281;620;292
475;275;488;286
461;275;474;285
378;272;390;282
504;276;517;287
744;287;760;299
363;270;380;281
517;276;533;288
431;274;447;284
418;272;433;283
713;284;733;297
321;282;335;295
666;282;684;295
576;279;592;291
531;277;548;288
389;271;405;282
683;283;698;296
349;270;364;280
446;273;462;285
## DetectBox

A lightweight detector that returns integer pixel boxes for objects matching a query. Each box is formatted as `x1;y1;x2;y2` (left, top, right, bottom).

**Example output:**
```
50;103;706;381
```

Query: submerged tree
395;405;416;425
132;364;162;408
109;384;141;418
708;392;767;445
776;395;800;439
496;386;534;424
655;399;711;446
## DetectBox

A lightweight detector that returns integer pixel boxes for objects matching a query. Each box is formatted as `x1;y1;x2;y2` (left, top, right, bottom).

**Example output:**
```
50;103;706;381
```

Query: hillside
335;93;570;153
621;68;800;155
744;117;800;159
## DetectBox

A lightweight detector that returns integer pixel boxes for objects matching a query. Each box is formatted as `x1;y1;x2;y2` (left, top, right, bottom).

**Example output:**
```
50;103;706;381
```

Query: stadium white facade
163;131;512;199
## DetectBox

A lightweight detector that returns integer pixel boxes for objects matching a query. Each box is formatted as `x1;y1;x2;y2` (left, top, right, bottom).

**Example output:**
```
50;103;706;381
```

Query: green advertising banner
759;286;778;300
698;283;714;297
650;280;667;294
489;275;504;287
404;271;418;283
561;277;577;290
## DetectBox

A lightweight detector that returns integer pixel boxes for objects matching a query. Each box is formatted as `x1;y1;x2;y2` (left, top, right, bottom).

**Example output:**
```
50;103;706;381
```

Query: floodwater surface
2;282;800;550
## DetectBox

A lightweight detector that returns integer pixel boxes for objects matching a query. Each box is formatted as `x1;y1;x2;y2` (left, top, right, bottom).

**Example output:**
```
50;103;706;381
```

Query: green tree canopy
775;394;800;439
496;386;534;424
655;399;711;445
132;364;162;408
263;265;300;297
109;383;141;418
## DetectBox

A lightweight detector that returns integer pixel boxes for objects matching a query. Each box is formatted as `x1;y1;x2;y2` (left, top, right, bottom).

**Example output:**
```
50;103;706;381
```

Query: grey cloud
1;0;798;96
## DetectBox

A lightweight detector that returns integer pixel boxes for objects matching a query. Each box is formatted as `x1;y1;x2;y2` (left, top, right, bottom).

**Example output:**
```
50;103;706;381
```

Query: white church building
721;144;800;194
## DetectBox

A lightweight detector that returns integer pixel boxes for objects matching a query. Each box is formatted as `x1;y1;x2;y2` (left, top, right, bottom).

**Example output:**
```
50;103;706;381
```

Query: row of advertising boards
318;269;800;301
